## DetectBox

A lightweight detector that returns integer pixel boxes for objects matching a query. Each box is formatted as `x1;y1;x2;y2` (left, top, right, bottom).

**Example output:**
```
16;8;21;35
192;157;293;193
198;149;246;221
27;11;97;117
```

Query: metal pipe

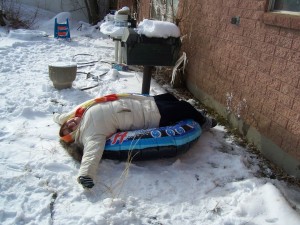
141;66;153;94
118;41;122;63
114;41;118;62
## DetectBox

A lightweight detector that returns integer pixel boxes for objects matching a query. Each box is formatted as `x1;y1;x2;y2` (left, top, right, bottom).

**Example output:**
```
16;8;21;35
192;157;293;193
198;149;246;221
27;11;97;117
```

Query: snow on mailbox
122;19;181;66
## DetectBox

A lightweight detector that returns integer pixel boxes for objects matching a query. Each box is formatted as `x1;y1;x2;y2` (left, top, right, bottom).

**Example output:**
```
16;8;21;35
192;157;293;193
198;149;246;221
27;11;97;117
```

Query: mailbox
122;28;181;66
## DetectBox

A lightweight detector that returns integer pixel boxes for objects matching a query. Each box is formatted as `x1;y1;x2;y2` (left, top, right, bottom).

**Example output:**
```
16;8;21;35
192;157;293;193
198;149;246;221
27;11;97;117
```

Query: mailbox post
141;66;153;94
122;28;181;94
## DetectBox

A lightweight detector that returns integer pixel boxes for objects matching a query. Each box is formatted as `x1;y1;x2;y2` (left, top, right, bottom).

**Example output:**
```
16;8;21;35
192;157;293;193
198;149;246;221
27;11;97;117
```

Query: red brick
286;49;300;62
228;60;247;72
291;39;300;51
274;46;290;59
279;28;300;39
217;31;231;40
292;99;300;112
232;34;252;47
263;96;277;110
276;14;291;28
262;12;276;26
234;72;246;86
247;99;263;115
281;83;300;99
226;68;238;82
252;40;275;55
290;15;300;30
286;61;300;73
262;13;293;29
265;34;280;45
289;109;300;123
243;47;262;59
242;9;263;20
240;82;252;95
247;59;258;70
261;104;275;118
266;87;280;101
256;71;271;85
252;86;267;100
226;23;244;35
230;54;248;66
270;58;287;74
220;13;230;24
264;24;281;35
281;70;299;86
265;34;293;49
273;112;288;128
238;0;265;10
277;92;294;108
223;0;240;8
268;122;283;146
270;78;281;91
260;53;273;63
211;18;221;28
207;27;218;36
228;7;243;17
278;36;293;49
275;103;294;118
240;18;256;29
221;7;229;16
287;120;300;135
291;51;300;64
257;61;272;73
243;28;265;41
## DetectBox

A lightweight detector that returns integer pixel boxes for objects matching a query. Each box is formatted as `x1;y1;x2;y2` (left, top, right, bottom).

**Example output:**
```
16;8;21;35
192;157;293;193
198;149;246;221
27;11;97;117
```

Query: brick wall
175;0;300;163
118;0;300;176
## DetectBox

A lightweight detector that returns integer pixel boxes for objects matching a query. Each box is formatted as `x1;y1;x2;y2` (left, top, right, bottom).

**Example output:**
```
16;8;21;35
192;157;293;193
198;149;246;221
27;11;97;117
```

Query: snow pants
154;93;206;127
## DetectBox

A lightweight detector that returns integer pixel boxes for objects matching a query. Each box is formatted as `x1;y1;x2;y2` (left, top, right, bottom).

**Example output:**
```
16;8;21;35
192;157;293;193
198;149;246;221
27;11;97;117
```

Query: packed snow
100;14;180;39
136;19;181;38
0;4;299;225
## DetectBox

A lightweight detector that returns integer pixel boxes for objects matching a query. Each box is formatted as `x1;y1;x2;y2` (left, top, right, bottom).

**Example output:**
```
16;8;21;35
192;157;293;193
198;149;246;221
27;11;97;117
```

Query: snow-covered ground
0;5;299;225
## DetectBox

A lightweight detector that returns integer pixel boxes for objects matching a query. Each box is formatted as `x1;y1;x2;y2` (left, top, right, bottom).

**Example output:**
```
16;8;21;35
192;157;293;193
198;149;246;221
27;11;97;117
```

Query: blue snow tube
103;119;202;160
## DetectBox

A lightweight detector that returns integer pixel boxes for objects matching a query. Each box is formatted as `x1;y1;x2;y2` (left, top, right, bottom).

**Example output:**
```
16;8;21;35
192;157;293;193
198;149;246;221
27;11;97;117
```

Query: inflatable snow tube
103;119;202;160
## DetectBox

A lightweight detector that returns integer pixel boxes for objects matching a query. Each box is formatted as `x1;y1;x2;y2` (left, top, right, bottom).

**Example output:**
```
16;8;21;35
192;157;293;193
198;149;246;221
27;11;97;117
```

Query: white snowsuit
53;95;161;181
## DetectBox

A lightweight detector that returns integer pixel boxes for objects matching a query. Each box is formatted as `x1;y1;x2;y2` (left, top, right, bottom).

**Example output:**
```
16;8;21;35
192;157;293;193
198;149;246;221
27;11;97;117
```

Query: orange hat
59;121;77;143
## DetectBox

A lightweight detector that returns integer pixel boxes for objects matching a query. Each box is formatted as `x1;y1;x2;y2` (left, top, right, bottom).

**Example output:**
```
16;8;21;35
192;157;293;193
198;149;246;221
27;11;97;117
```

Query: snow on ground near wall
0;9;300;225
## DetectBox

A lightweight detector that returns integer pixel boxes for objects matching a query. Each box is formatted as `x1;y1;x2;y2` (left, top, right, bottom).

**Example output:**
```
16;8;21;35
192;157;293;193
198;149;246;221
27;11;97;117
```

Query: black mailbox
122;28;181;66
